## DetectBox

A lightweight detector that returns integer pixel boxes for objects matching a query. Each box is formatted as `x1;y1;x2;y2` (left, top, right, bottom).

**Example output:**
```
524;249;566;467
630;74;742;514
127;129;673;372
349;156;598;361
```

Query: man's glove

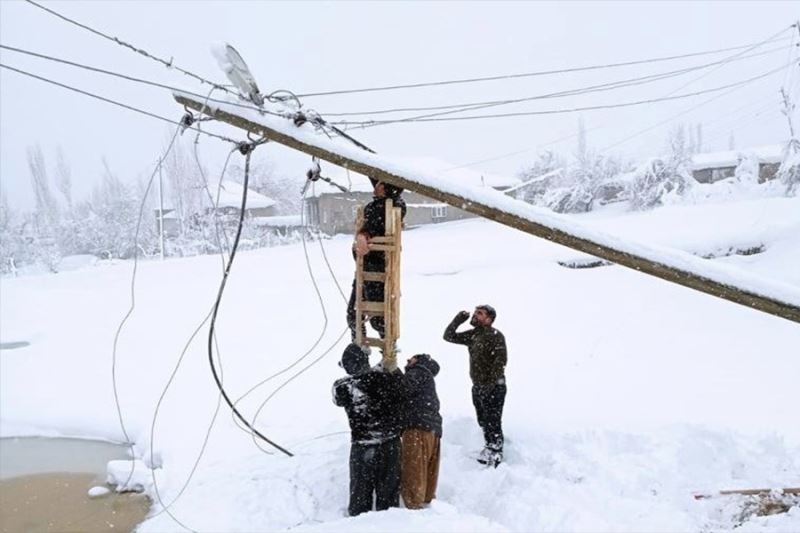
455;310;470;323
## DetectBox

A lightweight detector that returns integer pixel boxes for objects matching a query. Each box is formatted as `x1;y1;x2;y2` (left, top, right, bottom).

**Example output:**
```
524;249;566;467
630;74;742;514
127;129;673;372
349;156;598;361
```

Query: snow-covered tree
517;150;565;204
55;147;73;210
629;126;693;210
76;159;155;259
734;151;760;185
26;144;62;271
778;138;800;196
230;157;302;215
549;118;602;213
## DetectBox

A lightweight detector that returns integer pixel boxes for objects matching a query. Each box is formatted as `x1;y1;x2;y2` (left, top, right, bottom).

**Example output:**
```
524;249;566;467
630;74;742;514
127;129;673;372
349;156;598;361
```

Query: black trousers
347;279;385;342
471;383;507;452
348;437;401;516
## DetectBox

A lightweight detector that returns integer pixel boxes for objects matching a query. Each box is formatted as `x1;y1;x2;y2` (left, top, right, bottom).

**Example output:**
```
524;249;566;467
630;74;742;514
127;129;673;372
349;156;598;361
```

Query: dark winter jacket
443;314;507;386
333;367;404;445
401;354;442;437
358;195;407;272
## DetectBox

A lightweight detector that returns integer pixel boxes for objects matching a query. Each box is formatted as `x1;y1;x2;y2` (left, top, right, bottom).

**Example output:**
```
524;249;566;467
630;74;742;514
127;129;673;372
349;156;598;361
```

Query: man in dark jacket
333;343;404;516
400;353;442;509
443;304;507;467
347;178;407;344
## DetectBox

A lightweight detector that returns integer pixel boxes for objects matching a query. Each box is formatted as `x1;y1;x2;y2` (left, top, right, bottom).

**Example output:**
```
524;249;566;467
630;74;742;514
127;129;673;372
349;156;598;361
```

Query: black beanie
341;343;368;375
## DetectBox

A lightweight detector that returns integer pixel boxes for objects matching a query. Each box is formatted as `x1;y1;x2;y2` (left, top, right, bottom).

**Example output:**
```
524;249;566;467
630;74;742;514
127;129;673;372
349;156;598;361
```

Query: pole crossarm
174;91;800;324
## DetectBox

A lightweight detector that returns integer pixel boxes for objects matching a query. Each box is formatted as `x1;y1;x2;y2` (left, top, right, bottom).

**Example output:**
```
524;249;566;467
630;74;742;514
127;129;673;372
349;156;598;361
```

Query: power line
600;63;788;152
321;45;788;118
332;62;793;127
338;33;794;126
0;62;239;144
0;44;291;120
295;30;794;98
23;0;235;97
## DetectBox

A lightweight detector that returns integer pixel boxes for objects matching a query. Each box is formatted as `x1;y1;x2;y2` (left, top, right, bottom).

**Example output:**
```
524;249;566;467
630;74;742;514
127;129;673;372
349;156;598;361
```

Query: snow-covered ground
2;195;799;532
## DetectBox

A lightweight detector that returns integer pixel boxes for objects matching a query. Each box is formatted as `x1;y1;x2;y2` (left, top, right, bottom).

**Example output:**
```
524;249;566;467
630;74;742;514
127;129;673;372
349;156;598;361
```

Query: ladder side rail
354;205;365;348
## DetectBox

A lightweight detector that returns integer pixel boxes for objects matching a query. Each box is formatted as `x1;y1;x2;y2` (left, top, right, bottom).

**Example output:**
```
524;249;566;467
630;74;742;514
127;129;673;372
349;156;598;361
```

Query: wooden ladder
354;199;402;370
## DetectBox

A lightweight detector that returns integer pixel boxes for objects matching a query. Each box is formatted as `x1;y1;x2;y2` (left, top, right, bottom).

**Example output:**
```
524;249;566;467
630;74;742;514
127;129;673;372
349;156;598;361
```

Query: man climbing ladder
347;178;406;370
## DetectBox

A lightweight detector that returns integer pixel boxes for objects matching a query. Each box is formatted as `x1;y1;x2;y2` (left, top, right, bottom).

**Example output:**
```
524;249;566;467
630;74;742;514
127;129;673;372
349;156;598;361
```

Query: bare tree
55;147;73;210
27;144;59;228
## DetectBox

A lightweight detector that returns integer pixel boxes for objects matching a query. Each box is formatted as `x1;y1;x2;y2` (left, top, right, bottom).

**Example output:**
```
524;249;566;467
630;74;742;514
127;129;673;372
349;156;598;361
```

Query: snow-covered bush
734;152;760;185
778;139;800;196
629;157;693;211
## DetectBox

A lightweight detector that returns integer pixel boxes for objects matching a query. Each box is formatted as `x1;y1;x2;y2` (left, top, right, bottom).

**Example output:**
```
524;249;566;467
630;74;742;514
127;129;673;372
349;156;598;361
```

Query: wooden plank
393;207;402;341
362;271;386;282
354;206;365;347
175;93;800;324
383;199;395;368
367;243;397;252
364;337;385;349
360;301;386;314
694;487;800;500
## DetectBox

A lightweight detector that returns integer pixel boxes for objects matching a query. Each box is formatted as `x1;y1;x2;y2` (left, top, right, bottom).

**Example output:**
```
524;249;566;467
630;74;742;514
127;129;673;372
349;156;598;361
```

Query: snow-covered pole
158;158;165;261
174;93;800;324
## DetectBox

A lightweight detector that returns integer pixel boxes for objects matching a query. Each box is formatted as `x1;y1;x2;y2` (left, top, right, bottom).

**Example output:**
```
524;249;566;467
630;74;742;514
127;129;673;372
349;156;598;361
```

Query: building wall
692;166;736;183
693;162;780;184
759;162;780;183
309;190;481;235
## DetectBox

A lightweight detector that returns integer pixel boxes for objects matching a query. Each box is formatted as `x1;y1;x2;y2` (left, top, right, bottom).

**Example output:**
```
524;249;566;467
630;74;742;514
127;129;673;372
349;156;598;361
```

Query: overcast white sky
1;1;798;209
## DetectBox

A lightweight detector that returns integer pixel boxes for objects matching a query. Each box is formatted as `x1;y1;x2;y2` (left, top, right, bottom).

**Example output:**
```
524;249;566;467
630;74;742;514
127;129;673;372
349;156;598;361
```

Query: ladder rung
370;236;396;244
359;301;385;314
362;272;386;282
364;338;385;348
368;244;396;252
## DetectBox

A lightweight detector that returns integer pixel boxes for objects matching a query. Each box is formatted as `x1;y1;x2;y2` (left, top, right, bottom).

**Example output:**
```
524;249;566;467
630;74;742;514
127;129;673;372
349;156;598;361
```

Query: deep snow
2;195;799;532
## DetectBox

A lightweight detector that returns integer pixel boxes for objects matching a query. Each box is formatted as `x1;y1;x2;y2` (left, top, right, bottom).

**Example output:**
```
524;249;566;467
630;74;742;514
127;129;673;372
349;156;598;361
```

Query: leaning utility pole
780;87;796;141
174;92;800;324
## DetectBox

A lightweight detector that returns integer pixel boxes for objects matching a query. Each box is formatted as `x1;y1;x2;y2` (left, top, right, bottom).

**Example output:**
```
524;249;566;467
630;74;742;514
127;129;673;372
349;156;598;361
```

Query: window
432;205;448;219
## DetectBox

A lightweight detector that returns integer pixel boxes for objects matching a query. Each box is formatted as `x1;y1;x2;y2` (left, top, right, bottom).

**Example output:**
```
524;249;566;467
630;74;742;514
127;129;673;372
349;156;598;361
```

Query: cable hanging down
205;139;294;458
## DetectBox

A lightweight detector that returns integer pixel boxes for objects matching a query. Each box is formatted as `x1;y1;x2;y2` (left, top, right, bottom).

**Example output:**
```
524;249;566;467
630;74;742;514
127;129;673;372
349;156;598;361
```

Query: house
155;179;278;237
304;156;520;235
691;144;783;183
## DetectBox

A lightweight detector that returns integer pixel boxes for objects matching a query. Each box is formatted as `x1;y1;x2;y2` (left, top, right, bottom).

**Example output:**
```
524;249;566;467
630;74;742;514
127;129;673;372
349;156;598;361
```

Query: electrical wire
23;0;236;96
294;30;794;98
332;62;793;127
0;62;238;145
320;45;788;118
205;141;294;457
600;63;787;152
233;190;350;447
107;124;199;533
146;145;240;527
0;44;293;120
232;192;334;427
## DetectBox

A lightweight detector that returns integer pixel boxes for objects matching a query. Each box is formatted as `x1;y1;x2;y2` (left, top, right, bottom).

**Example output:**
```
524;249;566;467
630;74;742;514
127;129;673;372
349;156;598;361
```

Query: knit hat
341;343;369;375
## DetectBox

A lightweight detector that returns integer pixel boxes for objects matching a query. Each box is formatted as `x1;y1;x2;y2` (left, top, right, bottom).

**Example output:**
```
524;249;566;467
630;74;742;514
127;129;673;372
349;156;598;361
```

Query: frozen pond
0;436;130;479
0;437;151;532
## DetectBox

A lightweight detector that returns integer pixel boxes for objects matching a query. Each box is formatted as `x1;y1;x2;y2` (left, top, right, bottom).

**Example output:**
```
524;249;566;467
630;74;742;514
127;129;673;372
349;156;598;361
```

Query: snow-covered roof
160;180;275;211
213;180;275;209
251;215;302;227
307;155;520;198
691;144;783;171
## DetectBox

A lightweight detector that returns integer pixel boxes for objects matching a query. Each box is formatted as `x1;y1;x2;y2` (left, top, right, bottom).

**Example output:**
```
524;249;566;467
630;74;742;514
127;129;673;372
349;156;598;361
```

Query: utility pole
174;91;800;324
780;87;796;141
158;159;165;261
